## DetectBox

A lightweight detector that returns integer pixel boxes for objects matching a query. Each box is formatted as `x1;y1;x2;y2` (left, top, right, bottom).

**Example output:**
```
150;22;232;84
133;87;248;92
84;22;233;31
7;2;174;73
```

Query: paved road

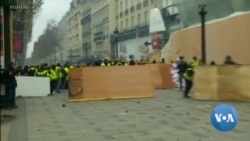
1;89;250;141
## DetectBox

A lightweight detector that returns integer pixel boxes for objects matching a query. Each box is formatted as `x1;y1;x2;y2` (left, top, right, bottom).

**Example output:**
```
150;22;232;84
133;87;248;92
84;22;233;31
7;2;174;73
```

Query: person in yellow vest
101;59;111;66
190;56;200;67
47;65;57;96
55;63;63;93
183;65;195;98
36;64;47;77
28;66;37;76
69;65;74;69
62;65;69;89
115;58;123;66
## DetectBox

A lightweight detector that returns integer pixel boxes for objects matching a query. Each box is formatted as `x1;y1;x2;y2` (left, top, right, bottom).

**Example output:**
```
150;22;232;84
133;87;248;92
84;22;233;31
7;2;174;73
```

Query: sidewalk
1;110;14;141
2;89;250;141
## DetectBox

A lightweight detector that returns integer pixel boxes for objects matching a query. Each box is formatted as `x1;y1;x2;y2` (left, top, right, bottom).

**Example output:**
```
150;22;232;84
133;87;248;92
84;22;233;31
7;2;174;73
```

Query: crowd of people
170;55;238;98
0;55;238;108
0;58;142;109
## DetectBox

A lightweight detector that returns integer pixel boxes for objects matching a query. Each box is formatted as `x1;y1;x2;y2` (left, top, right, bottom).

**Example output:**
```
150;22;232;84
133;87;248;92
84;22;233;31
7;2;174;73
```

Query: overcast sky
26;0;71;58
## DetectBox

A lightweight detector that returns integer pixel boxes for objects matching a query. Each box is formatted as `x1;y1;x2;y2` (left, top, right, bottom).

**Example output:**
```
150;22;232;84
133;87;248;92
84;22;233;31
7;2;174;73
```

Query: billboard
13;33;23;53
149;8;166;51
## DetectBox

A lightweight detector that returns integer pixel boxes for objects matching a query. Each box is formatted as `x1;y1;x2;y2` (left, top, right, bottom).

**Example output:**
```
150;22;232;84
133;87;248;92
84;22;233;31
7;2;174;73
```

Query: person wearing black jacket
177;56;188;91
2;62;18;109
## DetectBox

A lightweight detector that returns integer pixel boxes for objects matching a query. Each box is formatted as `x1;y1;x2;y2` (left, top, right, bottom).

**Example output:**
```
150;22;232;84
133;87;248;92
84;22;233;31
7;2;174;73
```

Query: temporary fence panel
16;76;50;97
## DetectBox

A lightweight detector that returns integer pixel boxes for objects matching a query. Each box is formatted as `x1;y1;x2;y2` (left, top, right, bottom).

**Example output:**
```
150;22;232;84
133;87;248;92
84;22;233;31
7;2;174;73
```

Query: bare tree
26;0;44;20
31;19;62;62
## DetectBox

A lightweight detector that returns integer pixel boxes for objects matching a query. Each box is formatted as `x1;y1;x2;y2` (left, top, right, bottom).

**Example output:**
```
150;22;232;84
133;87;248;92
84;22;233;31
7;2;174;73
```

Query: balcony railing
94;31;103;36
130;6;135;13
136;3;142;10
93;35;105;42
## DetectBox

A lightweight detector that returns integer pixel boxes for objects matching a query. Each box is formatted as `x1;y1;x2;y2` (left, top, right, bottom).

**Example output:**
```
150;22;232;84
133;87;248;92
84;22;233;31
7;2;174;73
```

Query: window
126;0;128;9
144;10;148;24
138;13;141;26
131;16;134;28
120;1;123;12
120;21;123;30
126;18;129;29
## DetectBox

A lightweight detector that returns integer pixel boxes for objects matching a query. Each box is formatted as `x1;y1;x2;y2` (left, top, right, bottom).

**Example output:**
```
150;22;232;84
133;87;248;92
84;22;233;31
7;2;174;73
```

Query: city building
57;14;69;65
91;0;116;58
161;0;180;32
45;0;180;64
110;0;164;61
66;0;85;63
80;0;92;59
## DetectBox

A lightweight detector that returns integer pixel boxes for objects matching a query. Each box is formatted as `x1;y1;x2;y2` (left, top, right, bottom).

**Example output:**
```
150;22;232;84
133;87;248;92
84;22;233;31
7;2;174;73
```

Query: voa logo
211;104;238;132
214;113;235;123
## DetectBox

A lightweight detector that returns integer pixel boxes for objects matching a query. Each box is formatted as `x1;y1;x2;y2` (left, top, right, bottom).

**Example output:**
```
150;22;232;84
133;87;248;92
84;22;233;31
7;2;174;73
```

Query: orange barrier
147;64;162;88
147;64;177;89
68;66;155;102
158;64;178;89
193;65;250;102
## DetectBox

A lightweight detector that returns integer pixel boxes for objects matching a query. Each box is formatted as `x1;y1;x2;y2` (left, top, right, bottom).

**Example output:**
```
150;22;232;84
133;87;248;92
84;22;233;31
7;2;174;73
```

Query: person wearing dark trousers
55;64;62;93
183;66;194;98
3;62;18;108
47;66;57;96
177;56;188;91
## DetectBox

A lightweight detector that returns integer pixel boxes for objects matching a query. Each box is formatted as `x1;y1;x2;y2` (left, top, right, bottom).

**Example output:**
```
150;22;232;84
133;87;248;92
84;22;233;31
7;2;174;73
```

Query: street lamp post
199;4;207;65
113;28;119;59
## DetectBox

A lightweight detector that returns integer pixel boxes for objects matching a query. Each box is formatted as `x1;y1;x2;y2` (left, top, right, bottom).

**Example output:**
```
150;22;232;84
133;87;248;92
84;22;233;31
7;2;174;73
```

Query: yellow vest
47;69;57;80
64;67;69;80
116;62;123;66
191;60;200;67
183;68;194;81
55;66;63;79
101;63;111;66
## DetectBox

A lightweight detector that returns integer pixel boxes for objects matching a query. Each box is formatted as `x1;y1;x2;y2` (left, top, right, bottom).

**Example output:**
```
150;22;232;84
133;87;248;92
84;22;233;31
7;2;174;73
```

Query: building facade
91;0;116;58
66;0;85;63
110;0;163;61
57;14;69;64
57;0;180;63
80;0;92;59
